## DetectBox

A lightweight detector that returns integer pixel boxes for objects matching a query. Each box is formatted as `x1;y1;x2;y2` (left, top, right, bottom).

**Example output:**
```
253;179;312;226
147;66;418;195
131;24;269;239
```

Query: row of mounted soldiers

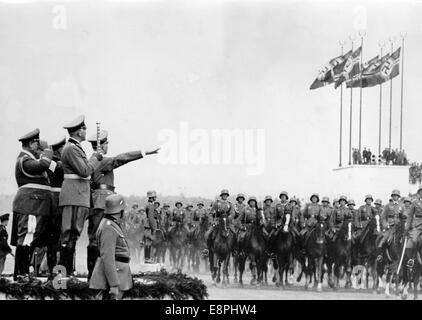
124;188;422;268
9;115;159;285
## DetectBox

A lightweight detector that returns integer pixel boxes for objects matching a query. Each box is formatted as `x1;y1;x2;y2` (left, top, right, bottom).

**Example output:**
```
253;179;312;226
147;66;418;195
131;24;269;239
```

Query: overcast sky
0;0;421;201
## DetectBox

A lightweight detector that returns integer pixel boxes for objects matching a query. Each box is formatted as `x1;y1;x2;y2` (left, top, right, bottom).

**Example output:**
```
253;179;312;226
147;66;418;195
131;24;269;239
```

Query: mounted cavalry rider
329;195;354;241
299;193;322;244
355;195;377;242
230;193;246;233
171;201;188;230
405;186;422;267
274;191;289;228
185;204;194;230
191;201;207;229
206;189;236;250
237;196;266;235
320;196;333;225
377;189;406;259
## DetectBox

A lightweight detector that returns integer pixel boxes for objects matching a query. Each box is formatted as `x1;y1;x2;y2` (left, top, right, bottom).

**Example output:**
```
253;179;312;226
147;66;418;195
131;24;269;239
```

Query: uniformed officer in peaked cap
44;135;66;278
144;190;159;263
0;213;13;274
11;128;55;280
90;194;132;300
86;129;159;277
59;115;103;275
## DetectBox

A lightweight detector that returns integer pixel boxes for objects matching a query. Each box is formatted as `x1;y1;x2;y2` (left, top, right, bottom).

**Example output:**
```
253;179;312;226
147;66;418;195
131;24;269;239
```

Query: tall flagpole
348;35;356;166
388;36;395;151
378;41;385;158
339;40;345;167
358;30;366;153
399;32;407;151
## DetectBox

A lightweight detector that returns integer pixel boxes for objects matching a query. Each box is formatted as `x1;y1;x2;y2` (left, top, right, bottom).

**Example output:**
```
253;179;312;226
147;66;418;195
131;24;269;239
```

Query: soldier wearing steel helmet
185;203;194;231
89;194;132;300
144;190;159;263
329;195;353;241
230;193;246;233
320;196;333;223
205;189;236;250
355;195;377;243
192;201;207;229
404;185;422;267
377;189;406;256
299;193;322;245
160;203;172;229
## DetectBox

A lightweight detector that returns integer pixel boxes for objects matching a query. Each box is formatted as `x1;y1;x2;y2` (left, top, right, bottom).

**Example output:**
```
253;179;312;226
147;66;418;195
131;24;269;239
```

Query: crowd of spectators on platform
352;147;408;166
409;163;422;184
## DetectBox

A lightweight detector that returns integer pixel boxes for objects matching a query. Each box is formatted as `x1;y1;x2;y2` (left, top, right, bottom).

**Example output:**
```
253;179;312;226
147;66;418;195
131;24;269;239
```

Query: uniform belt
92;183;115;192
64;174;91;180
115;256;130;263
19;183;51;191
50;187;62;192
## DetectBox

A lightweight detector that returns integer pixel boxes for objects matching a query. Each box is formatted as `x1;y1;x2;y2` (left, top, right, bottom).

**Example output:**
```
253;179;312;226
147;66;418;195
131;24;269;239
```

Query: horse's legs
238;254;246;287
250;258;257;286
233;255;238;283
222;255;230;286
315;257;323;292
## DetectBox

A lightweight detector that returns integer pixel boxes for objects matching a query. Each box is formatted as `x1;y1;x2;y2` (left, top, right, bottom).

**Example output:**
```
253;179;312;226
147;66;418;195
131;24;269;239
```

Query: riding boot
144;245;151;263
68;242;76;275
14;245;30;280
59;243;73;275
47;243;59;278
87;245;100;281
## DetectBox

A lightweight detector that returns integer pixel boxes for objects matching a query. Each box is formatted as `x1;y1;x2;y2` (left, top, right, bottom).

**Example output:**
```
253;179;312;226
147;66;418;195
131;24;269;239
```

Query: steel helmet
104;194;126;215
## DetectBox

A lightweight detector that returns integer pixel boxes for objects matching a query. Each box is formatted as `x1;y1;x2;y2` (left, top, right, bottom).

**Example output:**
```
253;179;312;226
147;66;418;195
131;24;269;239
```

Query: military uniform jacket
0;225;12;258
263;205;276;226
172;208;186;224
381;202;405;229
145;201;158;231
300;203;321;228
330;206;353;228
212;199;234;219
356;205;377;229
91;151;143;210
48;152;64;215
407;197;422;231
59;138;101;208
13;150;53;218
89;217;132;291
193;208;207;222
239;207;262;225
319;206;333;223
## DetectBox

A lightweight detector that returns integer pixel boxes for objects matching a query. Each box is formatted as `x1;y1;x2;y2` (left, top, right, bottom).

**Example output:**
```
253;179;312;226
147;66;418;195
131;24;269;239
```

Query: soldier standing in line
11;129;55;280
45;136;66;278
144;191;159;263
90;194;132;300
0;214;13;274
87;129;159;278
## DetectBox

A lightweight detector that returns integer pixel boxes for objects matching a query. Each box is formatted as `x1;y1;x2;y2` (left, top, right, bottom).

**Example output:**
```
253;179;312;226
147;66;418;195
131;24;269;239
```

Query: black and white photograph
0;0;421;306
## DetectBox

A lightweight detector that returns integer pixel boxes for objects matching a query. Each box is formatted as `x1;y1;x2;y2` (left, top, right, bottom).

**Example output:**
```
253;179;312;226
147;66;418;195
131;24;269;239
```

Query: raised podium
332;165;411;202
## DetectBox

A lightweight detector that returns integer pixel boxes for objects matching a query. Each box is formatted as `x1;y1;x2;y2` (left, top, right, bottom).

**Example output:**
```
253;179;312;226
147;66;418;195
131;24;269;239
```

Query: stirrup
406;259;414;268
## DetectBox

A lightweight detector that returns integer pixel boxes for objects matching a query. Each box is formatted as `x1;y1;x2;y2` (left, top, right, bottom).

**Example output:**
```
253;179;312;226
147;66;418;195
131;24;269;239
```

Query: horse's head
314;222;326;244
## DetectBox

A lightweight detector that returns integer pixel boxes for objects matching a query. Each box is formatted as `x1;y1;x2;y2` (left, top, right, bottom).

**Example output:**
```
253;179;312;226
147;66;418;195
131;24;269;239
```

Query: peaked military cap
104;194;125;214
279;191;289;199
18;128;40;142
264;195;273;202
0;213;10;222
63;115;86;132
88;130;108;144
236;193;245;201
220;189;229;196
365;194;374;202
50;135;66;150
391;189;401;197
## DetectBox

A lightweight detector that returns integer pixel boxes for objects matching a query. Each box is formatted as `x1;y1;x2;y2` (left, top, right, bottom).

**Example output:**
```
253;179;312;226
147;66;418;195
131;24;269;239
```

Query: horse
237;221;267;287
303;221;329;291
273;214;296;288
208;216;236;286
151;227;167;264
167;220;189;271
399;236;422;300
377;222;405;297
328;220;353;290
352;215;381;292
187;214;210;273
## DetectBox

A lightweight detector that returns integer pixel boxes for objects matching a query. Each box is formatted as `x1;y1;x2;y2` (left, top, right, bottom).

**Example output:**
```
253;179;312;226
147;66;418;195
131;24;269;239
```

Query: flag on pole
309;50;352;90
334;46;362;89
346;48;400;88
